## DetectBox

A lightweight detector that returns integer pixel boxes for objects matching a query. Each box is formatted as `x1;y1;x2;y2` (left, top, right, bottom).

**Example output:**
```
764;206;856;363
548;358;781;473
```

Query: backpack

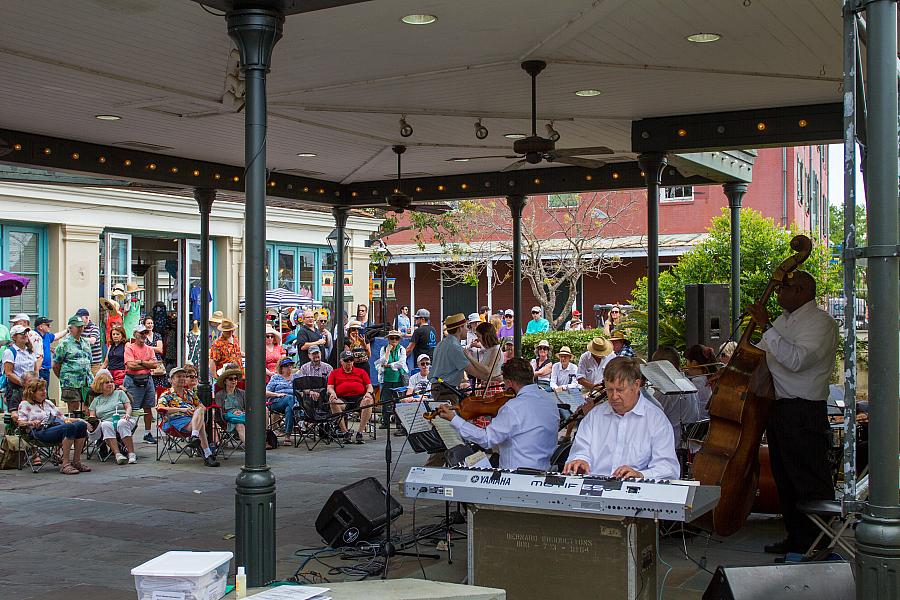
0;346;19;392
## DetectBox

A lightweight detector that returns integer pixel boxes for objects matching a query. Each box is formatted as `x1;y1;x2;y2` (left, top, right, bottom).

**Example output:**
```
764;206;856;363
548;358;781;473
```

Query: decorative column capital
638;152;668;186
226;9;284;73
194;187;216;214
506;194;528;217
332;206;349;227
723;182;749;209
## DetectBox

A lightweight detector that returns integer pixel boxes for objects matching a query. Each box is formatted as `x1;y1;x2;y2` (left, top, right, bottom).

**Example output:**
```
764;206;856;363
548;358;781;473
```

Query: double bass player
747;270;838;557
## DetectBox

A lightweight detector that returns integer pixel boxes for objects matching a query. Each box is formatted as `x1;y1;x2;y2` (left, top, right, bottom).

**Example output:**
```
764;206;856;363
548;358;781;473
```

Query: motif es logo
470;475;511;486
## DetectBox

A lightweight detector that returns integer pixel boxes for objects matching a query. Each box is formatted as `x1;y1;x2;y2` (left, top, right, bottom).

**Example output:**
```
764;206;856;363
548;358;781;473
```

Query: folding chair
16;426;62;473
798;499;858;560
213;411;244;460
85;414;140;462
155;408;199;464
293;375;344;451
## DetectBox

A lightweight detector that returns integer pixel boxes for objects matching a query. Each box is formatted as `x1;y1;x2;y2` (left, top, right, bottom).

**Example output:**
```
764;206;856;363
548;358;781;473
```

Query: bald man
747;270;838;557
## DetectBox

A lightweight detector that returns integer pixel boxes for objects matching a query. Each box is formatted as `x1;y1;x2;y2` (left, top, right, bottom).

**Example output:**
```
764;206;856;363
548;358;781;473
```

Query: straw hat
587;336;613;358
111;283;126;298
556;346;573;358
443;313;467;331
265;324;281;344
609;330;630;344
98;297;121;314
209;310;225;325
218;319;238;332
535;339;551;350
216;365;243;385
347;319;363;330
125;282;144;293
386;329;402;339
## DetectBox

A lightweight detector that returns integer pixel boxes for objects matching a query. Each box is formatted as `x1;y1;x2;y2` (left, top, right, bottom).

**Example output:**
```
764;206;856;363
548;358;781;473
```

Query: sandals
59;463;79;475
72;462;92;472
31;453;42;467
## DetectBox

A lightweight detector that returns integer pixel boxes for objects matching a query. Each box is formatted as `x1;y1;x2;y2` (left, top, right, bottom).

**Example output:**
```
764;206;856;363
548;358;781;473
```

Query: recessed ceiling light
296;152;317;157
448;158;470;162
504;133;527;140
686;32;721;43
95;114;121;121
574;89;602;97
401;14;437;25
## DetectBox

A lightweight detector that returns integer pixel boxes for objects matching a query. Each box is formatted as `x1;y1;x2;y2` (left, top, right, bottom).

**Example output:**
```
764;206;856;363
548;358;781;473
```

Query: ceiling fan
449;60;615;171
353;145;445;214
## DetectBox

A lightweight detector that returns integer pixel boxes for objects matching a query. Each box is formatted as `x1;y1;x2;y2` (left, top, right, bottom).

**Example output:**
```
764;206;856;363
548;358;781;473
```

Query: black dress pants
766;398;834;552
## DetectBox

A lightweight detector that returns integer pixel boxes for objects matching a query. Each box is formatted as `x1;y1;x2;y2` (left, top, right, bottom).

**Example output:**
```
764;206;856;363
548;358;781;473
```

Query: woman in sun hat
530;339;554;391
550;345;582;416
344;319;371;378
375;329;409;428
264;324;285;382
215;364;247;445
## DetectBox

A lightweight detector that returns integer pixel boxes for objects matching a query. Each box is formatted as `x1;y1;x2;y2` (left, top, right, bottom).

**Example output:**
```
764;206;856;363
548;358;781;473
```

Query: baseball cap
10;324;29;336
66;315;84;328
531;306;542;314
75;308;90;317
12;313;30;323
134;324;148;334
35;317;53;327
414;308;430;319
572;309;581;316
278;357;296;367
307;345;321;354
417;354;430;364
504;309;514;316
339;350;354;361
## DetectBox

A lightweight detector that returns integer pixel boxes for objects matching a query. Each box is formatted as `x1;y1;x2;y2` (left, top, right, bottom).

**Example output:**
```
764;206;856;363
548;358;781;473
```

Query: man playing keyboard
563;357;679;480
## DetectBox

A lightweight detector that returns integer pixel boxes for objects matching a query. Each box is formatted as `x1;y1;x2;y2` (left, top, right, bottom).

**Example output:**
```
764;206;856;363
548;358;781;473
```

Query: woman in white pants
88;371;137;464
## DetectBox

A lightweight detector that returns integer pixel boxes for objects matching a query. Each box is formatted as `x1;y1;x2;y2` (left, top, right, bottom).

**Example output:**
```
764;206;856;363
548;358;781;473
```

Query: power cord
657;518;673;600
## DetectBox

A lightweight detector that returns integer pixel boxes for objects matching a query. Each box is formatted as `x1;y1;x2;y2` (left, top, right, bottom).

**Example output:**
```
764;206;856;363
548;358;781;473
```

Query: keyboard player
435;358;559;471
563;357;679;480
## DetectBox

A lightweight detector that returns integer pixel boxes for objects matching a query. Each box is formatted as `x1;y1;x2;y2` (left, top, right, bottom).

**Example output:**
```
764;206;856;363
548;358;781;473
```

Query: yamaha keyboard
401;466;720;522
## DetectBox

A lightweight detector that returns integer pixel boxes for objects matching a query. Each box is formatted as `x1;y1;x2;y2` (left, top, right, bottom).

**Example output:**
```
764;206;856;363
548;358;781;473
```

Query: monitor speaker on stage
702;563;854;599
685;284;730;349
315;477;402;547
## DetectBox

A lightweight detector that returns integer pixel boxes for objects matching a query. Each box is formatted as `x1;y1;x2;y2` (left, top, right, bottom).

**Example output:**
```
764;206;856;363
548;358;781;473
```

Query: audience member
530;339;553;390
264;324;285;380
12;313;45;369
88;372;137;464
525;306;550;334
550;345;581;411
344;320;371;378
327;350;374;444
124;324;159;444
17;379;89;475
216;366;247;445
394;305;411;335
101;324;129;386
315;312;334;360
609;330;636;357
3;324;39;411
266;358;298;447
53;315;94;413
375;330;408;428
298;345;333;378
157;366;219;467
34;316;65;385
406;309;437;362
498;309;515;339
209;318;242;376
404;354;432;399
294;310;324;367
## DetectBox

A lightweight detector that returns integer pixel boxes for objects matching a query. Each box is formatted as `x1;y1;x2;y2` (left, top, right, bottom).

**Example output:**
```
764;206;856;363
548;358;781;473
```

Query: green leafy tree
627;207;839;354
829;202;867;248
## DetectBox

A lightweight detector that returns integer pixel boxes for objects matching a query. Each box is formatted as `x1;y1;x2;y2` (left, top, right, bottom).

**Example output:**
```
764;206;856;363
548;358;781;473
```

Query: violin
423;389;516;421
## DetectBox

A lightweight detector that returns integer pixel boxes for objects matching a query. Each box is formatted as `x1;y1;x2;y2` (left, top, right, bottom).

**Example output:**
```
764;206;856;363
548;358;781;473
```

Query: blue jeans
268;396;295;434
32;420;87;444
39;368;51;386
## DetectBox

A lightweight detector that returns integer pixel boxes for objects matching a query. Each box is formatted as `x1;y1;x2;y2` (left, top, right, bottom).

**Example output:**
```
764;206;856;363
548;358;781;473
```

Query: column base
235;466;277;588
856;509;900;600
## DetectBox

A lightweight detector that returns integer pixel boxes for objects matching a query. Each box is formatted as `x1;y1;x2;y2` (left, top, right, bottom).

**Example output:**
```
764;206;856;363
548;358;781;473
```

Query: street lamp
326;226;350;255
370;239;391;329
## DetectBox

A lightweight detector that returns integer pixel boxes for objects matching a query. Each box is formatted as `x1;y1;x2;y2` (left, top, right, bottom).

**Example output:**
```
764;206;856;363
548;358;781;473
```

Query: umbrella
238;288;322;312
0;270;30;298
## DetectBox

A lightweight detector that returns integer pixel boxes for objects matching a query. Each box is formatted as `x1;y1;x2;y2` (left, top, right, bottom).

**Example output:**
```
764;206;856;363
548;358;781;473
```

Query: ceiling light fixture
504;133;526;140
545;121;561;142
296;152;317;157
448;158;470;162
686;32;721;43
95;114;122;121
574;89;602;97
474;119;489;140
399;115;414;138
401;14;437;25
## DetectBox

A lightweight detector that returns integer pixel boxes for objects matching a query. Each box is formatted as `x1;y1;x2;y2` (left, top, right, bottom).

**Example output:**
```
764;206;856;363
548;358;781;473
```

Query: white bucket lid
131;551;233;577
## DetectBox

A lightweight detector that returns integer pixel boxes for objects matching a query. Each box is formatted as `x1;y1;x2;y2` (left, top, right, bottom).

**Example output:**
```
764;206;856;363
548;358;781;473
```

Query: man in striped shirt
76;308;103;375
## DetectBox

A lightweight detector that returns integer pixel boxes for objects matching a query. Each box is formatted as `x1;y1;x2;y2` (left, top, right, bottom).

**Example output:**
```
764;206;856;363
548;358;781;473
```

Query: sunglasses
341;358;354;363
317;319;327;323
419;361;431;366
531;311;540;314
266;334;276;338
226;376;239;381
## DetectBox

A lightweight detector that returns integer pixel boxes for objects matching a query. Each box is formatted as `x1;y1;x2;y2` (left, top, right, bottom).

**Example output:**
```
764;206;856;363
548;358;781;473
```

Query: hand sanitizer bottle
235;566;247;599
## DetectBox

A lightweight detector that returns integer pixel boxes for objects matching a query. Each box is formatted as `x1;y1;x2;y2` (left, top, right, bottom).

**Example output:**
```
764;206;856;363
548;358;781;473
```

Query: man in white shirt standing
747;270;838;556
564;357;679;480
576;336;614;393
436;357;558;471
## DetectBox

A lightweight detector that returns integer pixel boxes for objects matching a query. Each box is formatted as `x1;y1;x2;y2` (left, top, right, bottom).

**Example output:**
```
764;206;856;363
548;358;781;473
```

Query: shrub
520;329;607;360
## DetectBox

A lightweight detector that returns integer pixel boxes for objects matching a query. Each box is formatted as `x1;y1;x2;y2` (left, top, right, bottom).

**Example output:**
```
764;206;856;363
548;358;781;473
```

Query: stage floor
0;432;787;599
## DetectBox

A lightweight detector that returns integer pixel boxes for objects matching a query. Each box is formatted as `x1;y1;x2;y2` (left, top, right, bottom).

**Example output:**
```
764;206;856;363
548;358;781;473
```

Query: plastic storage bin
131;551;233;600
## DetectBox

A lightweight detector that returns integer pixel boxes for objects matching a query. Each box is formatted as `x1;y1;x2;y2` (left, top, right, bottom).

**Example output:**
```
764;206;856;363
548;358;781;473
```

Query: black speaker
703;563;854;599
315;477;402;547
685;284;731;349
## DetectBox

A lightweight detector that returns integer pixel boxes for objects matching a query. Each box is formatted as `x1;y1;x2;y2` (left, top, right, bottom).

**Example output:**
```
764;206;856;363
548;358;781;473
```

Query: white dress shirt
568;391;680;480
758;300;838;401
449;384;559;471
576;351;614;388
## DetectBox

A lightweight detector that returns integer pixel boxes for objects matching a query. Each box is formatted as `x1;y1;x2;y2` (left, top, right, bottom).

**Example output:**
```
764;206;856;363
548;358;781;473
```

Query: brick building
381;146;828;329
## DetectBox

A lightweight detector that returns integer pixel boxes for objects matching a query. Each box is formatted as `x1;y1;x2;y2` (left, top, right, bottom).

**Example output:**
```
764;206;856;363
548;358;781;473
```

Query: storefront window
267;243;324;298
278;249;295;290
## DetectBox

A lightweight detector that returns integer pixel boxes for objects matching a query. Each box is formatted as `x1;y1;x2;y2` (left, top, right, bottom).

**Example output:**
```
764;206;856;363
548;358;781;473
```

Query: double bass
693;234;812;536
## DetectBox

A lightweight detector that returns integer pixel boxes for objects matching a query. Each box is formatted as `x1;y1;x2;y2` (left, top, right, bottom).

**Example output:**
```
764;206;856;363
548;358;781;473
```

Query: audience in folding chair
87;370;137;465
327;350;375;445
266;357;298;447
156;366;220;467
216;365;247;446
16;378;90;475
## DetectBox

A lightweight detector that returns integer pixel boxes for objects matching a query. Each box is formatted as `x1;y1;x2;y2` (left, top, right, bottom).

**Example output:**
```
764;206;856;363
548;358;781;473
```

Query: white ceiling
0;0;842;184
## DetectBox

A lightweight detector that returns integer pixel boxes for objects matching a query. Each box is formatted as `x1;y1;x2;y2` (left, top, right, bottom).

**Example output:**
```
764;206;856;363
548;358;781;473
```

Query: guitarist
747;270;838;557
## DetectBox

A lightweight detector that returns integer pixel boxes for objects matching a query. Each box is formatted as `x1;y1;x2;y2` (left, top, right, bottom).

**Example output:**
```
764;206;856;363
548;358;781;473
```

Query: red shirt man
327;363;371;398
326;350;375;444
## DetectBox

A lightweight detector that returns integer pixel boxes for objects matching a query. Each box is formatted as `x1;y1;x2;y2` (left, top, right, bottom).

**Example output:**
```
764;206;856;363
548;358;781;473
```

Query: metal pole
194;187;214;407
723;183;747;329
227;8;283;588
381;263;387;328
856;2;900;599
506;194;527;357
333;207;348;357
840;0;858;503
638;153;667;357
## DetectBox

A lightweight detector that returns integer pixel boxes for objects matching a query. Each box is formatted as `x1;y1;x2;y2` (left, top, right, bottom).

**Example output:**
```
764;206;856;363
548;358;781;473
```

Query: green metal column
194;188;214;407
506;194;527;357
722;183;747;328
856;1;900;599
638;152;667;357
227;7;283;588
333;207;349;355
